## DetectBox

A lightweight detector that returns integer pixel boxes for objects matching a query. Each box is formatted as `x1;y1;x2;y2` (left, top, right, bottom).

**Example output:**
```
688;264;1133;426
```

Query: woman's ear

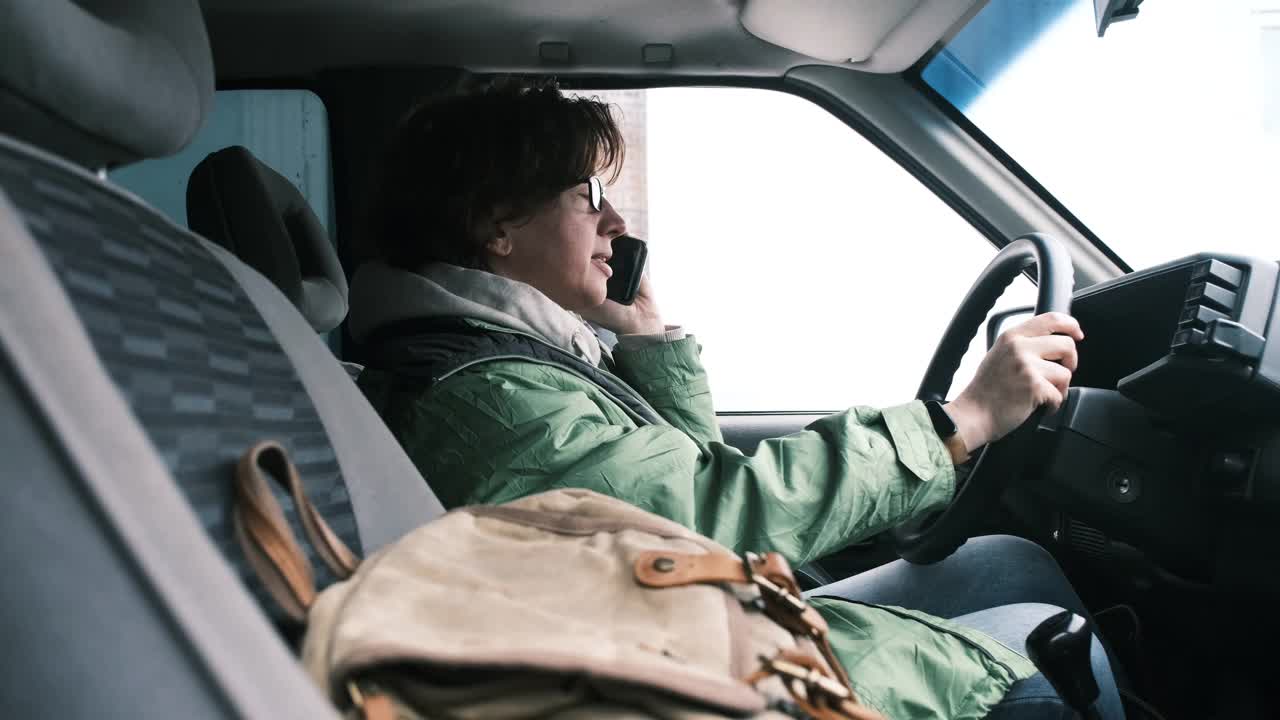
486;228;512;256
485;228;513;258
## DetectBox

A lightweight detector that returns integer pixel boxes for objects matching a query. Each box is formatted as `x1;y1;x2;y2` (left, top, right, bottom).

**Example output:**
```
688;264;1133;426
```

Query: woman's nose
599;198;627;239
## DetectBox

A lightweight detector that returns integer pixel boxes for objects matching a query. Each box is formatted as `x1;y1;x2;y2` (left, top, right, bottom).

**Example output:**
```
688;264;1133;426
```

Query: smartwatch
924;400;970;465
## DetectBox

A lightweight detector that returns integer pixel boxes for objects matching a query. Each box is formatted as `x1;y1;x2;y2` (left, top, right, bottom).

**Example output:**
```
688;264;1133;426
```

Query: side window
579;88;1035;412
110;89;333;234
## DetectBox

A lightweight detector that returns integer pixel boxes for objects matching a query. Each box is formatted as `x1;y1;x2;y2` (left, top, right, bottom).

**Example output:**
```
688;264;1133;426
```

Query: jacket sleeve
611;335;723;446
407;357;957;566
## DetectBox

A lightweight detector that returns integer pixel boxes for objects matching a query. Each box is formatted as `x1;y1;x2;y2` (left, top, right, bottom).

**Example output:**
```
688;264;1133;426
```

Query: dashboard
1071;254;1280;416
1024;254;1280;592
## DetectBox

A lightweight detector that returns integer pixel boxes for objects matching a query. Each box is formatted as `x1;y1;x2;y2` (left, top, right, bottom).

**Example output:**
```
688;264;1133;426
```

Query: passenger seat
0;1;442;717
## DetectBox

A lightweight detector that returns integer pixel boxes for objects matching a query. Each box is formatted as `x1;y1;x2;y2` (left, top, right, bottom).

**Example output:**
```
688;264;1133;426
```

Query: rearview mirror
986;306;1034;350
1095;0;1141;37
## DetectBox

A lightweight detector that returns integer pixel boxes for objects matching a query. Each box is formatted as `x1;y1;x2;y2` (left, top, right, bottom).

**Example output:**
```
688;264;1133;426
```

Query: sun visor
740;0;985;72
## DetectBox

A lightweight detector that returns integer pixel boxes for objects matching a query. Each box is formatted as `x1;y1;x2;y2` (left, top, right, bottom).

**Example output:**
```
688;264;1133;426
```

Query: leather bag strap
232;441;359;622
634;549;879;718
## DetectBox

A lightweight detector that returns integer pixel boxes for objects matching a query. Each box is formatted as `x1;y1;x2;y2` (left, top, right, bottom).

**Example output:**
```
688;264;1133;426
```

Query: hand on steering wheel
892;233;1076;564
948;312;1084;453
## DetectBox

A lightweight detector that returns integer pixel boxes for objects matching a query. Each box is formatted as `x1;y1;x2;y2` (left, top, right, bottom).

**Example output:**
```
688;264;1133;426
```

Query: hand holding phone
605;234;648;306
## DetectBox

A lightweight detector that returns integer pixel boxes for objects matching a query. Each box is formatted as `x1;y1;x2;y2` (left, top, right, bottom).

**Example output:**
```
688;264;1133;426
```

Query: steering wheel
891;232;1074;564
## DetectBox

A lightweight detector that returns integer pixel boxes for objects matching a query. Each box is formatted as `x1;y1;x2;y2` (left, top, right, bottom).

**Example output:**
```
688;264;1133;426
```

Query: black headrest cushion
187;146;349;333
0;0;214;168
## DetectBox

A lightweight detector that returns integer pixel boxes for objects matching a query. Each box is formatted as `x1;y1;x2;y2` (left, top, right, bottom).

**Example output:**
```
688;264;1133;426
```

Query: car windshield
921;0;1280;272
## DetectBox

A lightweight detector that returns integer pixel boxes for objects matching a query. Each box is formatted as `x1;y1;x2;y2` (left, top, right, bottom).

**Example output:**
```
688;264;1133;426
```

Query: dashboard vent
1172;259;1244;350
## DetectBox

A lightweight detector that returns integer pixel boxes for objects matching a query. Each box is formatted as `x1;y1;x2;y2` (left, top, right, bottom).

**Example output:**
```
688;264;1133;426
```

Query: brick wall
572;89;649;241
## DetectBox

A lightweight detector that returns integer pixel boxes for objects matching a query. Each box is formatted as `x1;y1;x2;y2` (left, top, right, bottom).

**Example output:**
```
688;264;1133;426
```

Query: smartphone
606;234;648;305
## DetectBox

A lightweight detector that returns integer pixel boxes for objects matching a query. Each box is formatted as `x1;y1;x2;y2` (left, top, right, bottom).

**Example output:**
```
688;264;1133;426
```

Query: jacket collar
348;261;604;366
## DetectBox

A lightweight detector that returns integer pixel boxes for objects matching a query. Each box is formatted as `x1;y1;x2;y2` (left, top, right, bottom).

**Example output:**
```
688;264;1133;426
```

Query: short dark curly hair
369;78;626;271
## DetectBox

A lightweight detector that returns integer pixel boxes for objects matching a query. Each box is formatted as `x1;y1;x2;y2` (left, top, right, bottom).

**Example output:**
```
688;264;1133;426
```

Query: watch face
926;401;958;438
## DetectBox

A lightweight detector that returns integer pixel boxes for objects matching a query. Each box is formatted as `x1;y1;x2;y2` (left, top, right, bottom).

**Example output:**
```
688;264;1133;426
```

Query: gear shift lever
1026;610;1102;720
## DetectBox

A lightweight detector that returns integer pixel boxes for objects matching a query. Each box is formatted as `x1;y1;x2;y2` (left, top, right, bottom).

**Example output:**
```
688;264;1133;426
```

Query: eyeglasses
580;176;604;213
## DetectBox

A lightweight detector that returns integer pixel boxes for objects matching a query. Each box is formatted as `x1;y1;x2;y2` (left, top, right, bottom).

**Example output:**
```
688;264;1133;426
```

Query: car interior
2;0;1277;718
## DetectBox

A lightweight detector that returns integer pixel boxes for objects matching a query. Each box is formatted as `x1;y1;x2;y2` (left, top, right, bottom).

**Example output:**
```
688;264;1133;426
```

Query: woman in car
350;80;1121;720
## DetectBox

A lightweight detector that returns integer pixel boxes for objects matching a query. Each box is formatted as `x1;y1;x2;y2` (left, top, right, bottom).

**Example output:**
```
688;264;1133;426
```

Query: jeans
806;535;1124;720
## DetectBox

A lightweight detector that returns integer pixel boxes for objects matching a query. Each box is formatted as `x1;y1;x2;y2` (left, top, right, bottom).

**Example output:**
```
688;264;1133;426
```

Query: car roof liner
200;0;982;80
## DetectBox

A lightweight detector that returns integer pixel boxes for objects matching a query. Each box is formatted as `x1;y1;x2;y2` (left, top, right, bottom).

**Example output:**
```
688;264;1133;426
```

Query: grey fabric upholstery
0;0;213;168
0;180;339;719
0;353;233;719
0;123;443;710
207;241;443;552
0;135;367;620
188;146;349;333
0;0;440;714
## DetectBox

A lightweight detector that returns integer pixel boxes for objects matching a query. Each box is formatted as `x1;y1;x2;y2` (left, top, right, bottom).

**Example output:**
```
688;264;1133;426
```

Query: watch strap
925;400;969;465
942;432;970;465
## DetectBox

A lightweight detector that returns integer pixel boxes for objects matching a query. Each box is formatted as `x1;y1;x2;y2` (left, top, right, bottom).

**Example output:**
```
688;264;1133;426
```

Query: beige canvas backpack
233;441;885;720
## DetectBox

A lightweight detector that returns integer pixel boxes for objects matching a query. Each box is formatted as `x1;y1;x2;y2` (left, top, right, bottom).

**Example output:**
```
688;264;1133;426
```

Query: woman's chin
559;285;607;314
584;280;609;307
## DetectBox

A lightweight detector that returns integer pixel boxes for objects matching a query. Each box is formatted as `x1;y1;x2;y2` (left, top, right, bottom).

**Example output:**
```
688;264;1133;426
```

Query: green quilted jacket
352;261;1036;719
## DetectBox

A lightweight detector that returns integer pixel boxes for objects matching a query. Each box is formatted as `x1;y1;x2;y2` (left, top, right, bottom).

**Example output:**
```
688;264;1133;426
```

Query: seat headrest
0;0;214;169
187;146;349;333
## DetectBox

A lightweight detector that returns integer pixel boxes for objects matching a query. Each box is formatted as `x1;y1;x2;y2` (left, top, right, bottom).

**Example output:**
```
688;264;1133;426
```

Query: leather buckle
744;552;819;638
759;653;852;702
